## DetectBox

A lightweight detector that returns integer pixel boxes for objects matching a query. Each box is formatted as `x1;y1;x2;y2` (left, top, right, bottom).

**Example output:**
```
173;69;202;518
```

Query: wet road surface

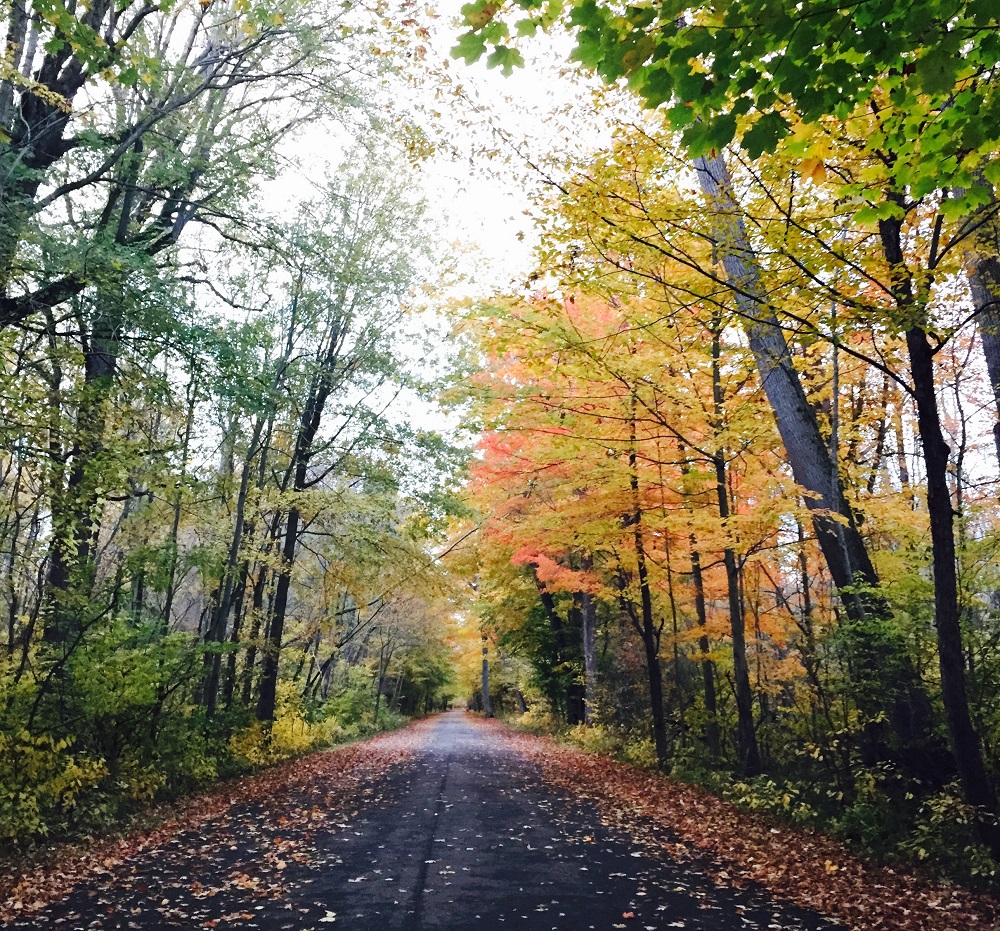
1;711;844;930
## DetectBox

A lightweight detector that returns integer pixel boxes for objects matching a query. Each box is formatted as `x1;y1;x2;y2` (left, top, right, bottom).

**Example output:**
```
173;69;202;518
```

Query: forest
1;0;1000;896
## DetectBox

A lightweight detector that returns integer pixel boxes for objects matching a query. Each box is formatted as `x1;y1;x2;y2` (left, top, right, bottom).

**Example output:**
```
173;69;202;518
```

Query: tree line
0;0;458;845
453;0;1000;882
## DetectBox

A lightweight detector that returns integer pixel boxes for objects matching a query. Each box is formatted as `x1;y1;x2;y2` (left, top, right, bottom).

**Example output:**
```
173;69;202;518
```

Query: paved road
2;712;844;930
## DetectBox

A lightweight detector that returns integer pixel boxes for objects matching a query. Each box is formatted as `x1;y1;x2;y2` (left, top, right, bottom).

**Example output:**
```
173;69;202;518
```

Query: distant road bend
1;711;843;930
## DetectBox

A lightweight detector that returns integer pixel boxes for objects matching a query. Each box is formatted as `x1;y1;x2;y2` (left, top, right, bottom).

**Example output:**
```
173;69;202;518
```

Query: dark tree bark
256;310;347;723
481;632;494;718
533;568;585;724
879;213;1000;858
580;578;598;725
202;418;263;717
694;154;933;760
626;412;668;769
711;325;762;775
689;541;720;757
0;5;282;329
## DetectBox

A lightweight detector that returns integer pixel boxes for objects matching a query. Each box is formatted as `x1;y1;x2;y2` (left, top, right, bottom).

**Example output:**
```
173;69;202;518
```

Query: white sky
257;1;612;295
238;3;619;450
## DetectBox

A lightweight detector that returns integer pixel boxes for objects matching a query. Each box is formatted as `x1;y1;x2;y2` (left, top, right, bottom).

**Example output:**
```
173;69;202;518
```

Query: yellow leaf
800;157;827;184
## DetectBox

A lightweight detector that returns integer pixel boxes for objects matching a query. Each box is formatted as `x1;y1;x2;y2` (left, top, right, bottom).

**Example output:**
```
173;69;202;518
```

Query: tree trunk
255;505;299;723
711;321;762;775
689;542;720;756
628;413;668;769
878;214;1000;857
241;563;270;707
481;632;494;718
694;156;876;610
255;306;345;722
532;566;584;723
202;417;263;717
42;286;126;650
580;581;598;725
695;154;933;760
967;255;1000;468
160;382;197;634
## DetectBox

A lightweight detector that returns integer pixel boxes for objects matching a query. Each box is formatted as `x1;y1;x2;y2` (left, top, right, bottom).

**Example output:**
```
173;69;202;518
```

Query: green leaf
875;200;905;221
452;31;487;64
681;120;721;157
569;0;599;27
742;112;789;158
852;204;880;225
667;101;696;128
914;31;961;97
639;66;673;108
486;45;525;75
984;161;1000;186
571;27;604;69
625;4;655;28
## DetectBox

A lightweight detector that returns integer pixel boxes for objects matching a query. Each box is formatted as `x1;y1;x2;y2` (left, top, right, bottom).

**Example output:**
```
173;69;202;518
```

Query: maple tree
457;284;821;777
451;73;1000;873
455;0;1000;853
2;0;1000;902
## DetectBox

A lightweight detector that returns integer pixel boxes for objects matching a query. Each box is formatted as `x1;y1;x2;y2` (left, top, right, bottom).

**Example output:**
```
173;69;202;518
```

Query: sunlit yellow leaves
799;157;827;185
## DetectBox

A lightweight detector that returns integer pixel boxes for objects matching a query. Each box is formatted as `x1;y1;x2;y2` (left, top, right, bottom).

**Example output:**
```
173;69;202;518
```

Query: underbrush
0;669;411;854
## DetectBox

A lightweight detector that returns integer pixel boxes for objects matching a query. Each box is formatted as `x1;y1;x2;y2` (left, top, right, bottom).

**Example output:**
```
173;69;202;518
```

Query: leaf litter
488;718;1000;931
1;713;996;931
0;721;434;926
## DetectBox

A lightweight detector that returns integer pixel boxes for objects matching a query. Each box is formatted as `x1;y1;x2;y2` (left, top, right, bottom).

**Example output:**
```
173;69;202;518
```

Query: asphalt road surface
2;711;845;930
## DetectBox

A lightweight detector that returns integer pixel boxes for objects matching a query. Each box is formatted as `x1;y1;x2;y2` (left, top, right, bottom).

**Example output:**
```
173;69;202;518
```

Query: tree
455;0;1000;849
225;164;430;723
459;287;805;770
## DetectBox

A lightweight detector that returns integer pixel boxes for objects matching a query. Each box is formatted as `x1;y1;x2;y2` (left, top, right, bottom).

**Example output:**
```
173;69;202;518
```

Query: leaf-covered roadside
490;720;1000;931
0;721;432;924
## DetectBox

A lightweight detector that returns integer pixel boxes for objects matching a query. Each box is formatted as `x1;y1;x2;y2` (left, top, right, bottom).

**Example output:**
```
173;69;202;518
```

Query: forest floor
0;711;996;930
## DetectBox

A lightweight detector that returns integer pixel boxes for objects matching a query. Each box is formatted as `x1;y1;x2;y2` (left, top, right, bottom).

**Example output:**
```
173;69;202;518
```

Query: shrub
0;731;108;841
724;777;819;826
230;682;343;766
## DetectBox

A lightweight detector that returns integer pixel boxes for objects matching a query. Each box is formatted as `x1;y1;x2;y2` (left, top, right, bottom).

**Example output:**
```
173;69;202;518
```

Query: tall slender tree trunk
256;504;299;724
43;321;113;645
710;321;761;775
222;561;250;710
694;154;932;759
481;632;494;718
880;214;1000;857
241;562;270;706
628;410;668;769
967;255;1000;467
689;541;720;756
160;382;197;633
202;417;263;717
580;571;598;725
256;302;345;723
